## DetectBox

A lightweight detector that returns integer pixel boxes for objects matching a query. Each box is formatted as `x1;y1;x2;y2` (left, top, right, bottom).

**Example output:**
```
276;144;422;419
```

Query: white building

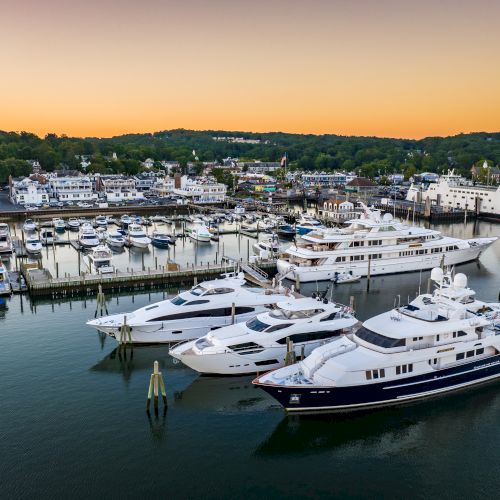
320;199;358;221
11;178;50;205
302;172;357;187
97;175;144;203
406;170;500;215
141;158;155;169
239;161;281;173
173;175;226;203
151;176;175;197
48;175;97;202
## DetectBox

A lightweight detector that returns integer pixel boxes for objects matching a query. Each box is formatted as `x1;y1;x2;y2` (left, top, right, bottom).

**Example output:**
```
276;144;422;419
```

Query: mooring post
231;302;235;324
295;274;301;293
349;295;355;312
366;257;371;291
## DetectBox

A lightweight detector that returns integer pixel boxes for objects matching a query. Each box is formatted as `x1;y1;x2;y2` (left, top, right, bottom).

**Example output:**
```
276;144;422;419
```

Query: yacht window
184;300;210;306
355;326;405;348
266;323;293;333
320;312;339;322
276;330;342;344
190;286;207;296
269;308;324;320
476;348;484;355
171;296;187;305
204;287;234;295
246;318;271;332
466;350;474;358
456;352;465;360
228;341;264;354
255;359;279;366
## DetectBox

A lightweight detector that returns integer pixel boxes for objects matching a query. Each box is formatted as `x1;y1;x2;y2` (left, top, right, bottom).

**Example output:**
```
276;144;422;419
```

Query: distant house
345;177;377;194
320;199;358;221
141;158;155;169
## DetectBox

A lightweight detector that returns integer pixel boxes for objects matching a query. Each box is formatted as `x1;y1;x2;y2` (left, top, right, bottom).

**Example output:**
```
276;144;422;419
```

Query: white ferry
276;204;496;282
254;268;500;412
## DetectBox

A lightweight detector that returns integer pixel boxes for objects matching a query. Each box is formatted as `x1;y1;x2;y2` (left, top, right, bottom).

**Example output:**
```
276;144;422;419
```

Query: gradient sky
1;0;499;138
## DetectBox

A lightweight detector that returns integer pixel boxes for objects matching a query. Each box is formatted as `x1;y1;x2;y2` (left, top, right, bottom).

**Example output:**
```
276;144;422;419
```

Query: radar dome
454;273;467;289
383;213;393;222
430;267;444;282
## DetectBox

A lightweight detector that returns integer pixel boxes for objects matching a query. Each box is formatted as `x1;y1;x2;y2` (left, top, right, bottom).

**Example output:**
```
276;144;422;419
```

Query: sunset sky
1;0;499;139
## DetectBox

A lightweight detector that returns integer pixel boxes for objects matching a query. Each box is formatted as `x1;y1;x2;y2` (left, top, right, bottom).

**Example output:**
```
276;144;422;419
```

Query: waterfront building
320;199;358;221
151;176;175;197
134;172;161;192
406;169;500;216
173;175;227;203
345;177;377;194
239;161;281;173
301;172;357;187
48;175;97;202
96;175;144;203
10;177;50;205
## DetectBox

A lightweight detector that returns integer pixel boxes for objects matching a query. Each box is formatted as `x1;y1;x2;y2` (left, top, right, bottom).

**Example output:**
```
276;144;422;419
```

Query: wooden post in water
94;284;108;317
295;274;301;294
284;337;295;366
366;256;371;292
146;360;167;412
56;262;59;278
231;302;235;324
141;251;145;271
349;295;355;313
119;315;133;348
440;254;445;270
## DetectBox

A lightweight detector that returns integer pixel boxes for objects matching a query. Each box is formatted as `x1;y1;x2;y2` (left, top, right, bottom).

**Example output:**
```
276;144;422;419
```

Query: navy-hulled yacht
254;268;500;413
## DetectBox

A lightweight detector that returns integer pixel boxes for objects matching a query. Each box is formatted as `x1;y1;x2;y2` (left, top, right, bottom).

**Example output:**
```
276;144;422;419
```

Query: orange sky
1;0;499;139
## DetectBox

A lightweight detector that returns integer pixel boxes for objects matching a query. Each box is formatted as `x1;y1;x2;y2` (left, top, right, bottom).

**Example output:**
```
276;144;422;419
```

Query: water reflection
255;380;500;458
173;375;275;413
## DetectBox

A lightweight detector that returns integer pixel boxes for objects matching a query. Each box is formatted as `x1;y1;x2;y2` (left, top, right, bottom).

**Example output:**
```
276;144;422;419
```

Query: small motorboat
120;215;132;227
151;231;170;248
67;218;80;231
127;223;151;248
253;233;280;259
23;219;37;232
78;224;99;248
40;228;55;246
53;218;66;233
83;244;114;274
25;235;43;254
96;227;107;241
331;271;361;284
106;231;126;248
0;264;11;296
95;215;108;228
189;224;211;243
277;223;296;238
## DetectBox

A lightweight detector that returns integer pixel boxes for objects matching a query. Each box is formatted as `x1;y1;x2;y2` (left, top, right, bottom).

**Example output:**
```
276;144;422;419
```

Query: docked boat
53;218;66;233
277;223;296;239
170;296;359;375
95;215;108;228
254;268;500;413
25;235;43;254
120;215;132;227
332;271;361;284
67;218;80;231
151;231;170;248
106;231;126;248
277;204;497;282
0;264;11;296
40;228;55;246
83;244;114;274
295;214;324;235
189;224;211;243
23;219;37;232
0;224;13;253
86;275;292;343
78;224;99;248
127;223;151;248
253;233;281;259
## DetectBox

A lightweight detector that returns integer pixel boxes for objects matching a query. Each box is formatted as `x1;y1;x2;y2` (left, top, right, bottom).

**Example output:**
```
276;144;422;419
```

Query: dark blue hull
152;240;169;248
257;355;500;413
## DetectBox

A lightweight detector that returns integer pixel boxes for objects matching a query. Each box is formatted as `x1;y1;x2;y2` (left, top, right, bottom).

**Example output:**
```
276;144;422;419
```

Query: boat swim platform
21;260;278;297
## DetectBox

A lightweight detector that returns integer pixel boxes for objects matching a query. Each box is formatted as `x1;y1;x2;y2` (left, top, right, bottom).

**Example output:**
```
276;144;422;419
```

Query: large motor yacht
78;223;99;248
86;274;292;343
254;268;500;413
170;296;359;375
277;204;496;282
0;264;11;296
83;244;114;274
127;223;151;248
0;223;13;254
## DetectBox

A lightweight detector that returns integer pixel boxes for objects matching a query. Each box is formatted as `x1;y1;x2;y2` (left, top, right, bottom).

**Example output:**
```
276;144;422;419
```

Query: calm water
1;219;499;499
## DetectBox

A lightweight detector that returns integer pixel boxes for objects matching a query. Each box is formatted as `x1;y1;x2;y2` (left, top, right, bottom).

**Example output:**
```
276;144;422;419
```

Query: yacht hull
277;240;493;282
256;354;500;412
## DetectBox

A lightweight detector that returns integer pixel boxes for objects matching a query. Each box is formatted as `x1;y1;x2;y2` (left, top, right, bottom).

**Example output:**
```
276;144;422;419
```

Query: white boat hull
128;238;150;248
277;240;494;282
189;234;211;243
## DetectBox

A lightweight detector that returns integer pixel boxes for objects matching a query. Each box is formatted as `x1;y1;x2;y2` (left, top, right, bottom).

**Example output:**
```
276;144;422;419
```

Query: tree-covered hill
0;129;499;183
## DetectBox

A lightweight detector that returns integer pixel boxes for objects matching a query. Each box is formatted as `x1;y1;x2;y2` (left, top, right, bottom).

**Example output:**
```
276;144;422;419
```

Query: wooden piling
231;302;235;324
146;360;167;412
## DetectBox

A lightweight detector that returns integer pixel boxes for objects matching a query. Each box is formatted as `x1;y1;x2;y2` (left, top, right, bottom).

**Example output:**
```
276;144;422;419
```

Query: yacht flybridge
254;268;500;413
277;204;496;282
170;296;359;375
86;274;292;343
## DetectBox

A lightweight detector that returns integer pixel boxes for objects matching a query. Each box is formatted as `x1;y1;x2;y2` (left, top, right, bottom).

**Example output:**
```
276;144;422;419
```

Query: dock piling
146;360;167;412
94;284;108;317
119;315;133;348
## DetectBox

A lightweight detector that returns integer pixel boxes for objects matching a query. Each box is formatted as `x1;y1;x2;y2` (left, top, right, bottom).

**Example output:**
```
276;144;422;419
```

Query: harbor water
1;219;499;498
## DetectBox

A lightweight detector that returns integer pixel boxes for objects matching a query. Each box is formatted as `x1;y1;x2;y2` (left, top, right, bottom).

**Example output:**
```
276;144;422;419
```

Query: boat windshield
191;286;207;296
269;307;324;320
246;317;271;331
171;296;187;305
355;326;406;348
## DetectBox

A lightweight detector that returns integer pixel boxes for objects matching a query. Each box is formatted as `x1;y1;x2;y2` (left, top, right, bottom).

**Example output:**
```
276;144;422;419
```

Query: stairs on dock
241;262;270;285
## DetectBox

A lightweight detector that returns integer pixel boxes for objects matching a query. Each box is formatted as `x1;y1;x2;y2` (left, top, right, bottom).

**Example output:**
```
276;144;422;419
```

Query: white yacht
295;214;324;235
127;223;151;248
83;244;114;274
277;204;497;282
0;264;11;296
40;228;55;246
53;218;66;232
23;219;37;232
95;215;108;228
0;223;13;253
189;224;211;243
106;231;125;248
67;218;80;231
86;275;292;343
78;224;99;248
253;234;281;259
25;235;43;254
254;268;500;413
170;297;359;375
